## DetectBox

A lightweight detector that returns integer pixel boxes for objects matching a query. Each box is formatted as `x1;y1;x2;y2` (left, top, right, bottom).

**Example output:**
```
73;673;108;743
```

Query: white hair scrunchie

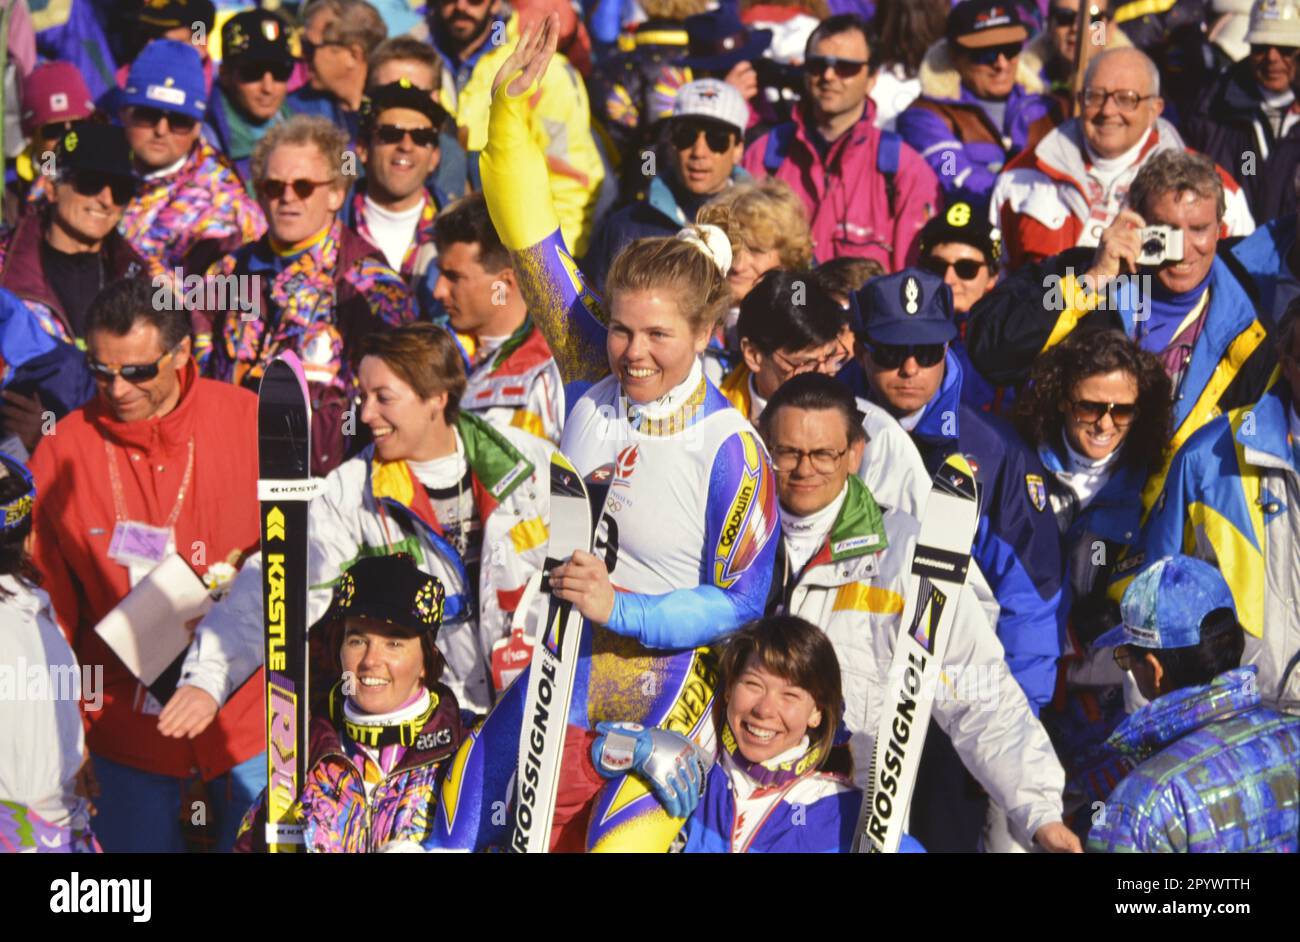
676;224;733;277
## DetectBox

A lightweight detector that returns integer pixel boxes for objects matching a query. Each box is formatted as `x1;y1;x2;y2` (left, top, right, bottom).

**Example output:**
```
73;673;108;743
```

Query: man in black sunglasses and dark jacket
580;78;750;294
204;9;296;191
853;266;1067;852
0;123;146;458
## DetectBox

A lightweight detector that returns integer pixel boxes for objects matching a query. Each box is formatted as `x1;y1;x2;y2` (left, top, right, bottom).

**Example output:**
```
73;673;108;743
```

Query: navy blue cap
852;268;957;346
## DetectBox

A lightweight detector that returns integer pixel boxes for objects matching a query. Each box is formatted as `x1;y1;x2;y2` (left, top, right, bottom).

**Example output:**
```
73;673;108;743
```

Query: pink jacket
742;101;939;272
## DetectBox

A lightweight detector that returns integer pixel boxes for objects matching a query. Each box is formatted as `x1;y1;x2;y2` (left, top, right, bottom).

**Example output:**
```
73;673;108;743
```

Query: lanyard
105;436;196;529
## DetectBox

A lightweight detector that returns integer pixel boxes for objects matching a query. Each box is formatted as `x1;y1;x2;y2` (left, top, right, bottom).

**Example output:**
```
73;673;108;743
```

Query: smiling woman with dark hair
1013;327;1173;840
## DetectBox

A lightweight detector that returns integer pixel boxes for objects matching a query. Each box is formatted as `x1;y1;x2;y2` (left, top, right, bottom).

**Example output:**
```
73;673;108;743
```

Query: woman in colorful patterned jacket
235;555;464;853
429;17;778;854
587;616;925;852
193;114;416;476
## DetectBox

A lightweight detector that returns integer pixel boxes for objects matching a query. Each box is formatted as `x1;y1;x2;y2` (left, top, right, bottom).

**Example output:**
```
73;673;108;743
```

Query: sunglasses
127;106;198;134
804;55;868;78
669;121;735;154
257;177;335;201
963;42;1023;66
1068;399;1138;426
921;255;986;281
39;121;76;144
374;124;439;147
1079;88;1156;112
234;59;295;83
68;169;134;205
88;347;178;384
1048;5;1110;29
299;38;348;61
1251;43;1300;59
867;342;946;369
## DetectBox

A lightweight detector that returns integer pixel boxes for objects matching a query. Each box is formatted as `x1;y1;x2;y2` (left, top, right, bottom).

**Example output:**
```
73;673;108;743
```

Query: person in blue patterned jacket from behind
1087;555;1300;853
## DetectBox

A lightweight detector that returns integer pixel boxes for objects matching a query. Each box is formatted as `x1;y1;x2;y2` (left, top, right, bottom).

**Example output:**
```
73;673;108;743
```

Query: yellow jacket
437;12;606;257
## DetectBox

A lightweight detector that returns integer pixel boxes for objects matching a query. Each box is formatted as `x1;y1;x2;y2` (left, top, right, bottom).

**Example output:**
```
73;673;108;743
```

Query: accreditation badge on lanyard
104;437;195;586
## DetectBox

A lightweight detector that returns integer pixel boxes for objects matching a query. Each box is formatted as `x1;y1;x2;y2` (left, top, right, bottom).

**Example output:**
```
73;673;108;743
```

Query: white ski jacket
779;477;1065;847
182;414;555;714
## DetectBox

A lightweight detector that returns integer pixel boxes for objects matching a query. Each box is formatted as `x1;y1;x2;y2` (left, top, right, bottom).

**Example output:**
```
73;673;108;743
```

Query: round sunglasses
257;177;335;201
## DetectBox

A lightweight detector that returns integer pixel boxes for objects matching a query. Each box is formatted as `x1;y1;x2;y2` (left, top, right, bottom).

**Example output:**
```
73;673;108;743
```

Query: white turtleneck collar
406;427;466;490
627;356;703;420
141;152;188;182
1057;430;1122;510
780;481;848;574
1083;130;1150;183
343;687;431;727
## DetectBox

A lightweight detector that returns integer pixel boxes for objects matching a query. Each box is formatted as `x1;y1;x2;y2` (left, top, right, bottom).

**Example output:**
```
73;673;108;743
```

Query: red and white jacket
460;318;564;445
991;117;1256;270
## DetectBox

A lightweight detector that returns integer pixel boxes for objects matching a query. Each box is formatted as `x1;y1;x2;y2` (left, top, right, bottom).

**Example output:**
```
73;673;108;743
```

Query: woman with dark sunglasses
1012;327;1173;841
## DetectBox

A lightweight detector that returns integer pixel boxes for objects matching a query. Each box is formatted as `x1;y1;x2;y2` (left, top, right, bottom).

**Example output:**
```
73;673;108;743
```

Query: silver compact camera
1136;225;1185;266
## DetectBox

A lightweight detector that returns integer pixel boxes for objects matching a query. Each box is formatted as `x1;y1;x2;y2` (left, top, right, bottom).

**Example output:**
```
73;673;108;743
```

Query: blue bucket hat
1094;555;1237;651
121;39;206;122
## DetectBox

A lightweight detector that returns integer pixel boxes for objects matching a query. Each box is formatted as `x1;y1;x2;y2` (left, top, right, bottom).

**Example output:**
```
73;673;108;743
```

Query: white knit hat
672;79;748;135
1246;0;1300;46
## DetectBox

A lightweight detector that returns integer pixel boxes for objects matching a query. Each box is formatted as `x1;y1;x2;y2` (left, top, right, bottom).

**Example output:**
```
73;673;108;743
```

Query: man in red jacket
28;277;263;853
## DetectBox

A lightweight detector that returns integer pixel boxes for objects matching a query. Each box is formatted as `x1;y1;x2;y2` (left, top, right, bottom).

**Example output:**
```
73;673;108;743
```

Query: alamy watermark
0;658;103;711
152;271;262;321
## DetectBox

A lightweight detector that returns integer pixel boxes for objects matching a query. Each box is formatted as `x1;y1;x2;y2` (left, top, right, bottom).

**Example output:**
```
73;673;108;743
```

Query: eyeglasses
299;38;348;61
804;55;868;78
126;106;199;134
1048;5;1111;29
867;342;946;370
770;445;849;473
921;255;986;281
234;59;295;83
1079;88;1156;112
669;121;735;154
1068;399;1139;426
68;169;134;205
257;177;335;201
962;42;1023;66
771;347;850;376
88;347;179;384
1250;43;1300;59
1112;645;1134;672
374;124;439;148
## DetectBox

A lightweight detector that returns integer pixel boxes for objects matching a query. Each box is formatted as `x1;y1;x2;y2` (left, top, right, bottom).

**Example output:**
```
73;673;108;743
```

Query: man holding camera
991;47;1255;270
968;149;1277;513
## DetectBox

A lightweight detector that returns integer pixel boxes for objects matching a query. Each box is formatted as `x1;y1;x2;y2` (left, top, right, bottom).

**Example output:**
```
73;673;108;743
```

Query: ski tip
267;351;310;401
934;453;978;501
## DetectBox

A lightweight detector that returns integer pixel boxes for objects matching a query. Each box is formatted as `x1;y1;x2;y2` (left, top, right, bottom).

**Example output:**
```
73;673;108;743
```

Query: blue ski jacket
1087;667;1300;853
868;351;1065;712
